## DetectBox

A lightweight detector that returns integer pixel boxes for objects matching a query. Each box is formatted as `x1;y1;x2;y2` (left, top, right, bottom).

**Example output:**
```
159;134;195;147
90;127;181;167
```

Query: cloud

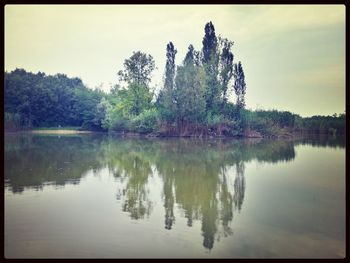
230;5;345;42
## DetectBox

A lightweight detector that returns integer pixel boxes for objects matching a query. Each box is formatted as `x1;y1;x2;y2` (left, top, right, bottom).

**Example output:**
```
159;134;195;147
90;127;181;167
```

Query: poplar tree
202;22;220;113
202;22;218;64
218;37;234;106
158;42;177;123
164;42;177;90
233;61;246;109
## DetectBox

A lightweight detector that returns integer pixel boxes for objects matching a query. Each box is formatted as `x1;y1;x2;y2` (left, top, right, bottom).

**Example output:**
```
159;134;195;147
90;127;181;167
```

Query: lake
4;133;346;258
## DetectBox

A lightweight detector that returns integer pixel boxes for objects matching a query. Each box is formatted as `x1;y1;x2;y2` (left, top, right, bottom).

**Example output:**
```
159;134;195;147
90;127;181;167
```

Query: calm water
4;134;345;258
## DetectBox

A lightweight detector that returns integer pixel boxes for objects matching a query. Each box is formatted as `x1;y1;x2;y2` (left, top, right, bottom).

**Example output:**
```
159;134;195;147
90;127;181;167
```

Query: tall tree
164;42;177;91
117;51;155;87
202;21;218;64
158;42;177;123
201;22;220;113
233;62;246;109
184;44;195;66
218;37;234;106
183;44;201;67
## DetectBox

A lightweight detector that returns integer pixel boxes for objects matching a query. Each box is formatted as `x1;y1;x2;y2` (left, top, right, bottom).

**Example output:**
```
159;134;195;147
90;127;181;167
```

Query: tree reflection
121;156;153;220
103;140;153;220
4;134;106;193
6;134;319;250
296;134;346;149
219;166;234;237
233;161;245;212
109;138;297;250
163;176;175;229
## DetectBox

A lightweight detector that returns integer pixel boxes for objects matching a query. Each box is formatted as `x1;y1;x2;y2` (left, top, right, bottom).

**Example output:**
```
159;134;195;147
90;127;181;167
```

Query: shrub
130;108;159;133
206;112;222;128
109;109;130;131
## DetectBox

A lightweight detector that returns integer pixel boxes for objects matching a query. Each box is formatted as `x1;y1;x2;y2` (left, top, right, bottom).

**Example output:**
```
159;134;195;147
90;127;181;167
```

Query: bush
206;112;222;128
109;109;130;131
246;113;277;136
130;108;159;133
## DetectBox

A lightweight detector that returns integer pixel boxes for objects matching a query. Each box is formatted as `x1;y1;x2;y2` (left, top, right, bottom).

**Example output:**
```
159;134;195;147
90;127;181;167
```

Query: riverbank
5;127;343;139
30;130;93;134
5;127;95;135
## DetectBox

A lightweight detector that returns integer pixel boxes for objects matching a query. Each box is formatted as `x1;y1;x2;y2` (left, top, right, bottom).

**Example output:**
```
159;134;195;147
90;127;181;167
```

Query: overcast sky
5;5;345;117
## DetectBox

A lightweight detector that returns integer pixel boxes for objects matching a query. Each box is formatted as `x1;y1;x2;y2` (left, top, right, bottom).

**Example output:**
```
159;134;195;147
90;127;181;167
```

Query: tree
184;44;195;66
183;44;201;68
94;97;112;130
164;42;177;91
174;46;206;131
126;83;153;115
158;42;177;123
112;83;153;117
109;51;156;131
117;51;155;87
202;21;218;64
233;62;246;109
4;69;104;128
201;22;220;113
218;37;234;106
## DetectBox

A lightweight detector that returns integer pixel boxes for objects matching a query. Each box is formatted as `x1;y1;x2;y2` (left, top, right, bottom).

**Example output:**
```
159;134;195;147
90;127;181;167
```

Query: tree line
5;68;105;130
4;22;346;137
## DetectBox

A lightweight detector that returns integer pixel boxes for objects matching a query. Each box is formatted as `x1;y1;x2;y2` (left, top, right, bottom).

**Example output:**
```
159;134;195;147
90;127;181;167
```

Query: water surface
4;134;346;258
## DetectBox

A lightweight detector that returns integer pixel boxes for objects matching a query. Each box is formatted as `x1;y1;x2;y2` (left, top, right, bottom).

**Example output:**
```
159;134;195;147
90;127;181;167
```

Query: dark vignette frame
0;0;348;262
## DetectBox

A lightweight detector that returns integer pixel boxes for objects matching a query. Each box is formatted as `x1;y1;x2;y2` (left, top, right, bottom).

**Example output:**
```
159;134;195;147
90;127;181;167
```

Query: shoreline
5;129;94;135
31;130;93;134
5;130;341;139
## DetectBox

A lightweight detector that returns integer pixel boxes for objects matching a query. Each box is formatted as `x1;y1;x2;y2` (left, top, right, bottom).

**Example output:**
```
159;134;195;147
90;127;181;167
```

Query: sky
5;5;345;117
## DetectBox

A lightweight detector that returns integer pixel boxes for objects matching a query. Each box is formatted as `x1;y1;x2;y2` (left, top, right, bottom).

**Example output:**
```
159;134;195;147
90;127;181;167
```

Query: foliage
130;108;159;133
233;62;246;109
202;21;218;64
104;50;157;132
121;83;153;115
108;106;130;131
117;51;155;86
164;42;177;91
202;25;220;113
173;47;206;126
218;37;234;105
5;69;104;129
298;113;346;135
94;97;112;130
157;42;178;124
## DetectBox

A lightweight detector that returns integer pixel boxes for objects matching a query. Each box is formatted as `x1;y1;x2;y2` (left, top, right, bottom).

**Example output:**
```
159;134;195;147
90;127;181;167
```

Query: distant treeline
4;22;345;137
4;68;345;137
5;69;105;131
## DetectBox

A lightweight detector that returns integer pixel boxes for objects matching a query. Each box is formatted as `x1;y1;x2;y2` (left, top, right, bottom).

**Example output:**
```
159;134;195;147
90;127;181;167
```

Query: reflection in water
101;138;297;249
4;134;106;193
233;162;245;212
296;134;346;149
121;155;153;220
164;175;175;230
5;134;344;251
